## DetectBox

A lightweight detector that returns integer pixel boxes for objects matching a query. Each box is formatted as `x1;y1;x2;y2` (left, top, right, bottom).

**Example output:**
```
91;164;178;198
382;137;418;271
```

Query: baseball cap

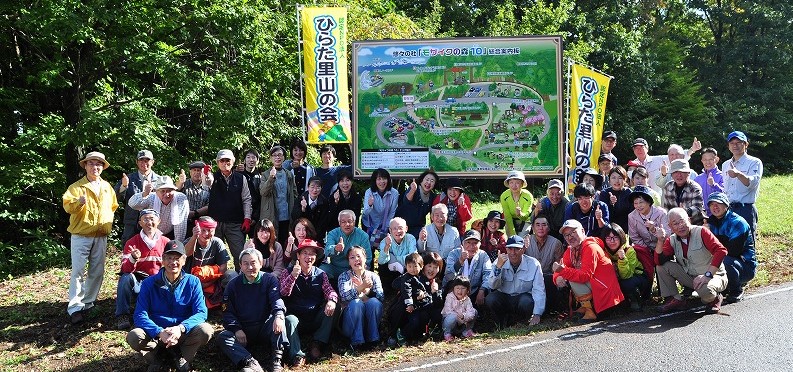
547;179;564;190
602;131;617;140
462;229;481;242
726;131;748;143
505;235;524;248
139;209;159;219
137;150;154;160
632;138;648;147
707;192;730;207
163;240;186;256
216;149;235;162
559;219;583;234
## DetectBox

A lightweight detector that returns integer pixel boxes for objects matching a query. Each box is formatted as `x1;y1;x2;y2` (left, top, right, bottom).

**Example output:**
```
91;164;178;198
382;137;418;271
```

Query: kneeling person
126;241;214;372
218;248;299;372
486;235;545;327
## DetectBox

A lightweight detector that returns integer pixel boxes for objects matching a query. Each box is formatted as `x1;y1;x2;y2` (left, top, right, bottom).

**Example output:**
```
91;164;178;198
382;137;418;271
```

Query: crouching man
217;248;300;372
656;208;728;314
126;240;214;372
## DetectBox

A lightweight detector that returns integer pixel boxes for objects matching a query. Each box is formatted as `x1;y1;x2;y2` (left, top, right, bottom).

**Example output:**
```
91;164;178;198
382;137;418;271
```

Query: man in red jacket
552;220;624;321
115;209;170;330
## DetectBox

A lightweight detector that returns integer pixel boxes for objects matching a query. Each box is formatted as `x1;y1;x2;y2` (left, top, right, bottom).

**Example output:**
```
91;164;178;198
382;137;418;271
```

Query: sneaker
725;290;744;304
658;297;687;313
443;333;453;342
116;314;131;330
461;329;476;338
69;311;84;325
175;357;190;372
706;294;723;314
241;357;264;372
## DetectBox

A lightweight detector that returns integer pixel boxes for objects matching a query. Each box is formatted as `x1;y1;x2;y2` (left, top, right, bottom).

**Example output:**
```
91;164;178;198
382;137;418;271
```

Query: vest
669;226;724;276
283;267;326;315
208;171;245;223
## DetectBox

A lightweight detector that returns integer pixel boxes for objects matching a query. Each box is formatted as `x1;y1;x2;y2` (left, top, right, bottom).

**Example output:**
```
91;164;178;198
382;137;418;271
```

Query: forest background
1;0;791;278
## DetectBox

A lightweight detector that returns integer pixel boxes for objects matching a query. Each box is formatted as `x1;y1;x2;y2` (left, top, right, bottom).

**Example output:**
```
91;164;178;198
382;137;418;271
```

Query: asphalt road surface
392;284;793;372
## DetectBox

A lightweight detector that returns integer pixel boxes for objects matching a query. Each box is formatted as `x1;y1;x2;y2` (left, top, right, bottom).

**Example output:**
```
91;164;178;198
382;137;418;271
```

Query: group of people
61;130;761;370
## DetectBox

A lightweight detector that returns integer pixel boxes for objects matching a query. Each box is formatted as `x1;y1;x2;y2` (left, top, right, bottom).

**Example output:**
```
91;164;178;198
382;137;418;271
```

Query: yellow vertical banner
568;64;611;189
300;7;351;144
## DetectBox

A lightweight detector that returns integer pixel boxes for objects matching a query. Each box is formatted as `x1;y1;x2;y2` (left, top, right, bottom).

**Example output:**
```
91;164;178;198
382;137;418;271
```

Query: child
419;252;445;338
441;276;477;341
387;253;433;345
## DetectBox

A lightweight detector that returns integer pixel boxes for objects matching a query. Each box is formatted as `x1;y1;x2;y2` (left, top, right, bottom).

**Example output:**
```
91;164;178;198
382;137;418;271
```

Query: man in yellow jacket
62;151;119;324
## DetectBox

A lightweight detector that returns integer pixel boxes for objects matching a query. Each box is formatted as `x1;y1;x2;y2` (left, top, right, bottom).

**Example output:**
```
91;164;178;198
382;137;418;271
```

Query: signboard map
352;36;564;177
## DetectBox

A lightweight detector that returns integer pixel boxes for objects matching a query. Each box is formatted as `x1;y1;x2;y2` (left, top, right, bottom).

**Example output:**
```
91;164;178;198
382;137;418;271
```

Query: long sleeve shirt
120;232;168;275
418;223;460;259
694;168;725;203
279;265;338;303
378;234;418;266
338;269;384;303
324;227;372;271
722;153;763;204
662;180;704;213
524;235;564;274
362;188;399;234
441;294;476;322
221;272;285;333
500;189;534;236
564;200;610;237
128;191;190;241
658;228;728;268
134;270;207;338
488;255;546;315
63;176;119;236
444;249;492;292
627;206;670;248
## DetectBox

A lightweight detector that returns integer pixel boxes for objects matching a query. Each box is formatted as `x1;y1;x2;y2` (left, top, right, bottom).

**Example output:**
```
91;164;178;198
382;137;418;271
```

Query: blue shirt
722;153;762;204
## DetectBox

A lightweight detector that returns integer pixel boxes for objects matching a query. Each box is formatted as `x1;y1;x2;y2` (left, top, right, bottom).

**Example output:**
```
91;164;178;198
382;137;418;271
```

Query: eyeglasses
670;219;688;227
563;232;578;240
604;236;620;241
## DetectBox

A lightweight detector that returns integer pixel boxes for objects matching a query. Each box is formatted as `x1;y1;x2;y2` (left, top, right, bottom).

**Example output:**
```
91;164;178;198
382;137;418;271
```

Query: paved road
391;284;793;372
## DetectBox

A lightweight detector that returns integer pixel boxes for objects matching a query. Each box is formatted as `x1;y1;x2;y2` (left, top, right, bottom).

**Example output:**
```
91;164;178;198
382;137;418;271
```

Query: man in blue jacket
126;240;214;372
706;192;757;303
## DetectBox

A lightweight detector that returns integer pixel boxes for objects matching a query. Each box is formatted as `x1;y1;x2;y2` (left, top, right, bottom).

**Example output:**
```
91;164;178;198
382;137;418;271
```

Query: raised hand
458;193;465;206
334;188;341;203
269;166;277;179
287;232;295;249
496;252;508;268
489;237;498;246
236;163;245;172
707;171;715;186
616;248;626;260
142;180;153;196
419;227;428;241
78;194;87;206
368;194;375;207
301;196;308;211
410;178;417;191
515;205;522;217
691;137;702;153
243;238;255;250
661;161;668;177
121;173;129;188
383;234;392;253
609;192;617;205
335;237;344;253
130;245;141;260
595;204;603;221
459;249;470;265
291;264;301;278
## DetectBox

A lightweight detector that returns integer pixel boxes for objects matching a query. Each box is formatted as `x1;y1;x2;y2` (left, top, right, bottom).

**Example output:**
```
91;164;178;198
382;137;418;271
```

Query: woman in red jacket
552;220;624;321
432;177;472;234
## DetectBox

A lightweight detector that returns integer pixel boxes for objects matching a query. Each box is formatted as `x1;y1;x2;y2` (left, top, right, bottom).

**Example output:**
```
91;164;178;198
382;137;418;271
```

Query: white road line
395;284;793;371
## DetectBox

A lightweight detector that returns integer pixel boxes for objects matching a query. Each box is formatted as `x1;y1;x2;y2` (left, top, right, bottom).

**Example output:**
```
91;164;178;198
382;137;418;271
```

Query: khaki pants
657;261;727;303
569;281;592;297
126;323;214;363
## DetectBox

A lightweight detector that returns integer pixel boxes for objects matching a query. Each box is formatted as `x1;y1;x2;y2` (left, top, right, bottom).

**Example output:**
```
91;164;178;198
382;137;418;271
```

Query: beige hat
503;170;527;188
216;149;235;162
669;159;693;174
155;176;178;190
79;151;110;169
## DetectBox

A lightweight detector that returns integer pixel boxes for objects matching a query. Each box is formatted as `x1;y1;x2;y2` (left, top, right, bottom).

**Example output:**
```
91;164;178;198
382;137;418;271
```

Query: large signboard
352;36;564;177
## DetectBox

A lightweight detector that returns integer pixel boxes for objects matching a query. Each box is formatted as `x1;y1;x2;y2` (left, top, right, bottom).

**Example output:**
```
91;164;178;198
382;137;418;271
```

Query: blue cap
727;131;748;143
505;235;524;248
707;192;730;207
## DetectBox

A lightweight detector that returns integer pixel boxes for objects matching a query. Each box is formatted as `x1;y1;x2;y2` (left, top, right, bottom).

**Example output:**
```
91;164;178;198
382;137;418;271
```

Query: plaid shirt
279;265;338;303
338;269;384;303
662;179;704;213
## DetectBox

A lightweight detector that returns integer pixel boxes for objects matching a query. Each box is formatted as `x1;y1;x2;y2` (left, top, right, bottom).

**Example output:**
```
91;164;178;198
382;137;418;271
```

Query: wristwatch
704;271;713;278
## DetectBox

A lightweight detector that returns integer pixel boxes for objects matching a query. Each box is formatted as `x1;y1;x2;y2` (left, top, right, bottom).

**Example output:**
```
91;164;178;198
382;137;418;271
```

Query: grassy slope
1;175;791;371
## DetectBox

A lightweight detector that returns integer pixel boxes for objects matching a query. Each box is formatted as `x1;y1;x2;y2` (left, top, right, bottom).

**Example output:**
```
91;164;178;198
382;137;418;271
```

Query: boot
271;348;283;372
575;294;597;321
629;290;642;312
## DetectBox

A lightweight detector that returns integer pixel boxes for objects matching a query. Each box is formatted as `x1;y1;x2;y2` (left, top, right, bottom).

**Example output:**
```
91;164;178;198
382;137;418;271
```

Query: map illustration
352;37;564;177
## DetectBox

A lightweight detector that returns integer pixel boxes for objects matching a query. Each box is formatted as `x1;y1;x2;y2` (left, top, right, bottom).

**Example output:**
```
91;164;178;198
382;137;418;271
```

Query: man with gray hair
655;208;728;314
205;149;253;269
322;210;372;282
655;144;698;191
129;176;190;241
217;248;301;372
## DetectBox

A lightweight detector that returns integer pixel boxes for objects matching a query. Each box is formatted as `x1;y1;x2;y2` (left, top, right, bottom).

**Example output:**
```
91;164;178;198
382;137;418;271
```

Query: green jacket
606;246;644;280
500;189;534;236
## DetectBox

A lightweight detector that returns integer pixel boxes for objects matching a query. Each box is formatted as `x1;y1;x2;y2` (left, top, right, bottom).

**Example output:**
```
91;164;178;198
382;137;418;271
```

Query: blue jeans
723;256;756;296
442;313;473;335
115;272;139;316
485;291;535;326
342;298;382;345
619;275;651;299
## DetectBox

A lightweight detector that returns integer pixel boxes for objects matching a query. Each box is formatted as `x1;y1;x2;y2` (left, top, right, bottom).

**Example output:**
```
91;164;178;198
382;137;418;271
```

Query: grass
0;175;791;371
